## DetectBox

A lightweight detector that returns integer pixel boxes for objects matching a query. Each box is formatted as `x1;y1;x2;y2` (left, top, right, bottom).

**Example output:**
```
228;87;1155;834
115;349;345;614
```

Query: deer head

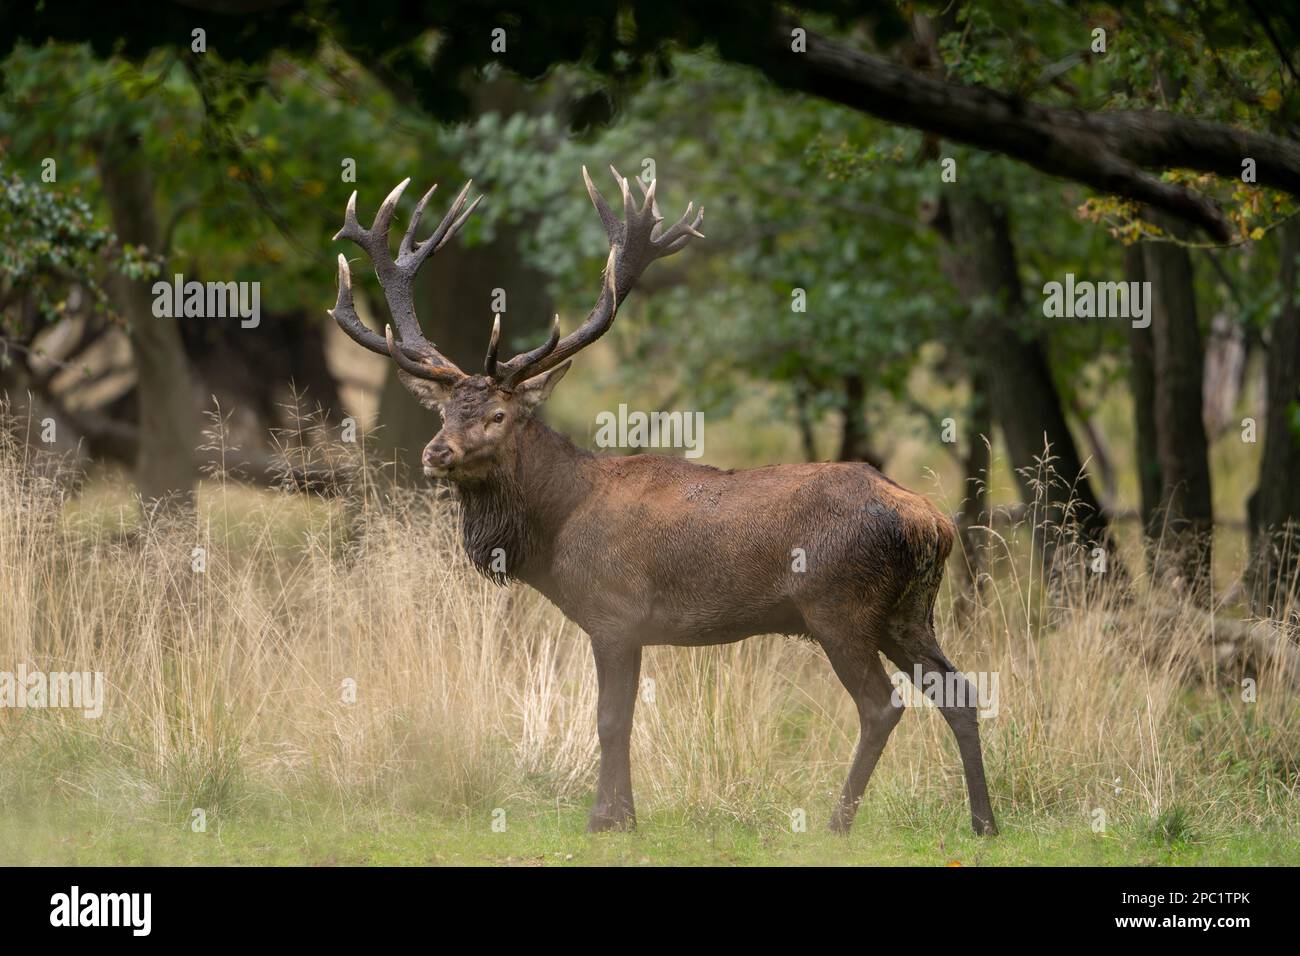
328;167;703;481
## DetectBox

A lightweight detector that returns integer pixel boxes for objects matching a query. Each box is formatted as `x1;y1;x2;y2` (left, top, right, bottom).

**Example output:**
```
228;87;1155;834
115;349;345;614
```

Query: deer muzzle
422;439;459;478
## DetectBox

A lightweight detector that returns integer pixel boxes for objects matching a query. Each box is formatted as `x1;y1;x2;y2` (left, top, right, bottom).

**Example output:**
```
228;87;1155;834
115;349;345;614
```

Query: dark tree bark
179;306;345;431
937;194;1110;548
1068;396;1117;503
792;377;818;462
955;372;992;601
1126;243;1163;552
1142;211;1214;595
836;373;884;468
1248;218;1300;615
98;129;198;508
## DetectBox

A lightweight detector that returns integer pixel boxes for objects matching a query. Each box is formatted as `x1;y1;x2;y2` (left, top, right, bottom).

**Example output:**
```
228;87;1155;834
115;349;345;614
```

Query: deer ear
516;361;571;410
396;369;455;410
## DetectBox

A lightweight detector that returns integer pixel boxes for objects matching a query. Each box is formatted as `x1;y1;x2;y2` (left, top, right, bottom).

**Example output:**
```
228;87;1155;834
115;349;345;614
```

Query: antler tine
385;325;462;385
636;176;661;222
610;165;636;226
399;182;438;259
500;315;562;388
328;253;427;360
602;244;618;307
418;180;475;260
583;165;622;244
484;314;502;376
372;178;410;246
494;165;701;385
328;253;385;353
334;180;411;272
434;194;483;254
398;181;482;268
652;202;706;250
333;191;364;243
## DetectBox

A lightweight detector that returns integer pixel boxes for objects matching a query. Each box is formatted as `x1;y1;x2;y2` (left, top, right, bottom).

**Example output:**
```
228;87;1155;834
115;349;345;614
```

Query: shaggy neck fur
454;416;592;585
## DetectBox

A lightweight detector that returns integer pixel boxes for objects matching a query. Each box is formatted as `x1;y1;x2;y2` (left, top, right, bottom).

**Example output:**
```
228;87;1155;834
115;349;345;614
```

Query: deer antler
328;179;482;384
495;166;703;388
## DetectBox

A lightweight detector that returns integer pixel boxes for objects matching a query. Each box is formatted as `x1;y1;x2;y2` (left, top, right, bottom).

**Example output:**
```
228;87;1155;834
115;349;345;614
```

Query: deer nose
423;441;455;469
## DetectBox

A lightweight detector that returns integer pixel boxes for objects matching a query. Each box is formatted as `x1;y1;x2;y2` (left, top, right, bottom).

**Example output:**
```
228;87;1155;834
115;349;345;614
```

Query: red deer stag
327;168;997;836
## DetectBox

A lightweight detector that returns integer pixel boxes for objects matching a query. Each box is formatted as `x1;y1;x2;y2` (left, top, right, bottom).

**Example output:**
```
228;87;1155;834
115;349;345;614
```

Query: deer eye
491;411;506;424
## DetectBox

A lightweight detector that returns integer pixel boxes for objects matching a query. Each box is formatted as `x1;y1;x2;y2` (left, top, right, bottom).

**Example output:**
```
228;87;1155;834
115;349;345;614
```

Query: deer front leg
588;639;642;833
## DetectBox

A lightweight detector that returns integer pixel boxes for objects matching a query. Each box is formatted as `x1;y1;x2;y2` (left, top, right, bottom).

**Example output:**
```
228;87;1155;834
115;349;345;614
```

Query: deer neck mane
454;415;591;585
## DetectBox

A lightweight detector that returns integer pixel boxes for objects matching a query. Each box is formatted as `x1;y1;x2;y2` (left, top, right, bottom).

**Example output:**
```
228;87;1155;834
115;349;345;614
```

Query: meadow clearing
1;394;1297;867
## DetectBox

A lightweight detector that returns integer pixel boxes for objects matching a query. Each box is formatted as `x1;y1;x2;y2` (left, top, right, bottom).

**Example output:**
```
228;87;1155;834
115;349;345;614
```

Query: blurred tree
1124;244;1161;548
97;125;198;505
1143;210;1214;595
1250;219;1300;615
937;191;1110;546
0;161;146;456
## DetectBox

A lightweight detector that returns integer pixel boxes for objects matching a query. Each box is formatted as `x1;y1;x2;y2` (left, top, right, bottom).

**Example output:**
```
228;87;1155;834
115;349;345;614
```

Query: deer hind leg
814;623;904;835
885;623;998;836
588;638;642;833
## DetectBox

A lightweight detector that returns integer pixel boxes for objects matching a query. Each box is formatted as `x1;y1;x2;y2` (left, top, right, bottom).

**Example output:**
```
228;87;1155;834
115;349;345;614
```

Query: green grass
3;801;1296;866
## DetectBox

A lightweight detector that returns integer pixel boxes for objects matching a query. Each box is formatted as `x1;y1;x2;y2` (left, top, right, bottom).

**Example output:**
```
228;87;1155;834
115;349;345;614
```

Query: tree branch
751;19;1300;242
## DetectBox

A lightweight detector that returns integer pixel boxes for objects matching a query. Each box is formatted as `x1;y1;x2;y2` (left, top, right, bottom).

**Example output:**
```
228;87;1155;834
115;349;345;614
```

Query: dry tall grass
1;413;1297;841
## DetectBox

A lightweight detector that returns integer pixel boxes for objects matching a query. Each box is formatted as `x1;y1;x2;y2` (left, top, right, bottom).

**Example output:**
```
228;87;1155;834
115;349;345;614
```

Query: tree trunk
98;130;198;508
836;373;884;468
1142;211;1214;595
179;305;345;452
793;378;818;462
955;372;992;603
938;194;1110;549
1126;243;1163;554
1248;218;1300;616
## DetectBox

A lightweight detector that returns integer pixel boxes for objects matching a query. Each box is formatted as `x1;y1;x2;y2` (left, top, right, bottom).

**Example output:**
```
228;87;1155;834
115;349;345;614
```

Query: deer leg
817;634;903;835
588;639;641;833
889;630;998;836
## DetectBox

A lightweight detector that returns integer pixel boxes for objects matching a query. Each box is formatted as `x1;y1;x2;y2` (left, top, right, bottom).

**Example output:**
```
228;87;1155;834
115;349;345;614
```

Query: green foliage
539;54;960;427
940;0;1299;246
0;42;449;311
0;162;144;332
1;0;1296;450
